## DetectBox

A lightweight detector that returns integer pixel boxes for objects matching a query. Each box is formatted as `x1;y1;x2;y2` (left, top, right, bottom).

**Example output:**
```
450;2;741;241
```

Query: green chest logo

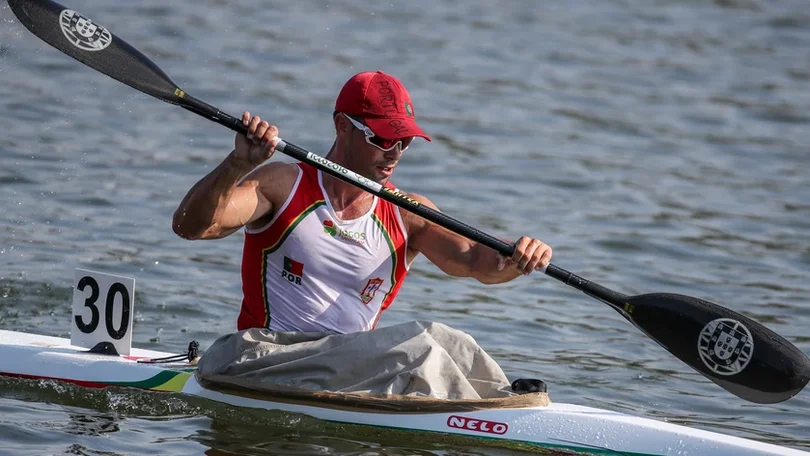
323;219;366;245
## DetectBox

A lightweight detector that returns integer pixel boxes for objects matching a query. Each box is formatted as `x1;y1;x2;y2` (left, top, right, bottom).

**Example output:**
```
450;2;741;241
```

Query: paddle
9;0;810;404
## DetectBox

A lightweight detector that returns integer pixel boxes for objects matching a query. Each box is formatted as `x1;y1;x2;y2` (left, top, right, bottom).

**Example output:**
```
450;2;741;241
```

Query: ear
334;113;352;136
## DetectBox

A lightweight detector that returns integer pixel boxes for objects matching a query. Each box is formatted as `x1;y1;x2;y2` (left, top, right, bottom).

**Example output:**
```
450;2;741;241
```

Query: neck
323;143;372;212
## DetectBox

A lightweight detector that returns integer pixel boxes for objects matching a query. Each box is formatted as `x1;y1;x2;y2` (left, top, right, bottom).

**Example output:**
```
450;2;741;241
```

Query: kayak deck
0;329;806;456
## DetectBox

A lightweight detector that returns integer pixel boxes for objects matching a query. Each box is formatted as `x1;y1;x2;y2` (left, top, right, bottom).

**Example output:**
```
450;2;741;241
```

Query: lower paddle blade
8;0;181;104
624;293;810;404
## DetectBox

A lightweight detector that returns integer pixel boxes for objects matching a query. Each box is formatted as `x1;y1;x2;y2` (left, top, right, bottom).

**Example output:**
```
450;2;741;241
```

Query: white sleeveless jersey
238;163;410;334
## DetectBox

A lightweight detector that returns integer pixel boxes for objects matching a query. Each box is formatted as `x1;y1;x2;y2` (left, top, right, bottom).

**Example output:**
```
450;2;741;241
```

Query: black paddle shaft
8;0;810;404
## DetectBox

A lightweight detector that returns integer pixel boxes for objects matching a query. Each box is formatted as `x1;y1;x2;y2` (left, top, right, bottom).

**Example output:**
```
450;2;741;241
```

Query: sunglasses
343;114;414;152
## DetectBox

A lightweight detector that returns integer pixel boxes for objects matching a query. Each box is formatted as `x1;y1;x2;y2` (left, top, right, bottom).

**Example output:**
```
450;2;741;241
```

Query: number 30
74;275;131;340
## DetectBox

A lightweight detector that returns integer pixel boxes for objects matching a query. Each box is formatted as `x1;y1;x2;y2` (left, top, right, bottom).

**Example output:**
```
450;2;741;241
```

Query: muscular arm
173;112;298;240
403;194;551;284
172;153;297;240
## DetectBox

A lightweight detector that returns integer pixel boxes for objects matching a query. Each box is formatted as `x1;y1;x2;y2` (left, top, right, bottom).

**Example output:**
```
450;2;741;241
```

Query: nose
384;145;403;161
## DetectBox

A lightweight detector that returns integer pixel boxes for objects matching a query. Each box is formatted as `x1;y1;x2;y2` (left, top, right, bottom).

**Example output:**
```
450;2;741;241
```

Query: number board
71;268;135;355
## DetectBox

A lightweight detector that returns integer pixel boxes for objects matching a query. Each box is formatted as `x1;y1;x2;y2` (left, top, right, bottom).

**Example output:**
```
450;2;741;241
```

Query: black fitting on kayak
137;340;200;364
87;341;121;356
187;340;199;362
511;378;547;394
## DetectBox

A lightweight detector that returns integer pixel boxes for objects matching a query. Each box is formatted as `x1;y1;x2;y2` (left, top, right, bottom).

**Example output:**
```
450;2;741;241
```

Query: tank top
237;163;410;333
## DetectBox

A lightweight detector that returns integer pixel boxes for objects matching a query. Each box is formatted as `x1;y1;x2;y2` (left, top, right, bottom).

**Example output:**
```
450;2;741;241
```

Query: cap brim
364;117;432;142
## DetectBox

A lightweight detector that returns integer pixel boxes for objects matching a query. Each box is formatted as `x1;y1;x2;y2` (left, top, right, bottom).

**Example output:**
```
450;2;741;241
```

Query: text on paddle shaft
74;276;131;340
305;153;382;192
382;187;419;206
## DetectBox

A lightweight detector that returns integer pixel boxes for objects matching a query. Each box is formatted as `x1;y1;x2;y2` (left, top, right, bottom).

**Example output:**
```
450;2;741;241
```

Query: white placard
71;268;135;355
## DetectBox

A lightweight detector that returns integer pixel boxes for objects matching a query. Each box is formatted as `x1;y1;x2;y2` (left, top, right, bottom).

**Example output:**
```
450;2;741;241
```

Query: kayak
0;329;806;455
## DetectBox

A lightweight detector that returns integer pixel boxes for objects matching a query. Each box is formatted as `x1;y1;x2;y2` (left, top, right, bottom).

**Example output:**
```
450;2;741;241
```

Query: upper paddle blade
8;0;182;104
624;293;810;404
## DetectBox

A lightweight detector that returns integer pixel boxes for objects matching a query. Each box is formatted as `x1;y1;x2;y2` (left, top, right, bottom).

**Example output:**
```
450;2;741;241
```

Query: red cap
335;71;431;142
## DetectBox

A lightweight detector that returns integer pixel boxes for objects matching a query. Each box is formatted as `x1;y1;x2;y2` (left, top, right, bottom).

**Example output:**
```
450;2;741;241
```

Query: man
173;71;552;334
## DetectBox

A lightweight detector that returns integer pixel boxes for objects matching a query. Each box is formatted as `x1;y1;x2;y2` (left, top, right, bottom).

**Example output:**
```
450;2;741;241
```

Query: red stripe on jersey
238;164;323;330
369;181;409;328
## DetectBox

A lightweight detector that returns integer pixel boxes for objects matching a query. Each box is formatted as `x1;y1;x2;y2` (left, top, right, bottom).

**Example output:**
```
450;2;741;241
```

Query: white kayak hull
0;329;805;456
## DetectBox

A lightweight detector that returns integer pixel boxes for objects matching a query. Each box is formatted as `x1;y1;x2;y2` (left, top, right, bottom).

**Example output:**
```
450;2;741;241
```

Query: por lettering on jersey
446;416;508;435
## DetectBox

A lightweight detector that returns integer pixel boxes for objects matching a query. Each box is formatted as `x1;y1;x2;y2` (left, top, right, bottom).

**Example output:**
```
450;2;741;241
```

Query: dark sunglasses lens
370;136;395;149
370;136;414;150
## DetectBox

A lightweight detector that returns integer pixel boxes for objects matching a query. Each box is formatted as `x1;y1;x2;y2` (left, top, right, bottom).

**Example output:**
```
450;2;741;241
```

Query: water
1;0;809;454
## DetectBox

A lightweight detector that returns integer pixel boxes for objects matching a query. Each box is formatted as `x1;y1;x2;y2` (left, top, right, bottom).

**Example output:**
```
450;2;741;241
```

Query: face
337;114;412;184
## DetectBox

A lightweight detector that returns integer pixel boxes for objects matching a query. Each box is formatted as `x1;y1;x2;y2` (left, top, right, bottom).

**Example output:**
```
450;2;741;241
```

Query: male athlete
173;71;552;334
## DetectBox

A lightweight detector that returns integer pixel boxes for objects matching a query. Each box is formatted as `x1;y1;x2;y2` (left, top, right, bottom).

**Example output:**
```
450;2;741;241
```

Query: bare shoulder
244;161;299;182
242;161;299;191
242;162;301;219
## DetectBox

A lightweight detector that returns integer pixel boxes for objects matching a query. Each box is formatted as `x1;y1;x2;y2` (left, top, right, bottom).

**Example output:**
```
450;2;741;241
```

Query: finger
263;135;280;150
539;245;552;268
525;243;551;273
516;238;546;274
254;120;270;142
261;125;279;144
510;236;530;269
533;254;550;273
263;125;279;141
247;116;262;139
511;236;526;264
264;136;281;155
520;247;537;273
241;111;250;126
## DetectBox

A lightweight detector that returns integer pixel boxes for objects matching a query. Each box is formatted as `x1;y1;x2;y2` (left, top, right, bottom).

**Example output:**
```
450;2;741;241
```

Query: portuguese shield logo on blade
697;318;754;376
59;10;112;52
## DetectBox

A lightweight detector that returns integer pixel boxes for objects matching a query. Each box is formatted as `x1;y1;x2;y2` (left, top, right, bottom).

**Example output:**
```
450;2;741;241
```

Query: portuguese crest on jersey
360;278;384;304
59;10;112;52
697;318;754;376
